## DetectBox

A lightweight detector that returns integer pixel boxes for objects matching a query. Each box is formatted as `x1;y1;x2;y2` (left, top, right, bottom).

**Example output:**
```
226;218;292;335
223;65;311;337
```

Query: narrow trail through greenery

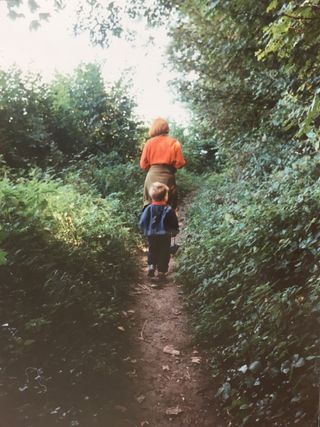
1;1;320;424
109;199;226;427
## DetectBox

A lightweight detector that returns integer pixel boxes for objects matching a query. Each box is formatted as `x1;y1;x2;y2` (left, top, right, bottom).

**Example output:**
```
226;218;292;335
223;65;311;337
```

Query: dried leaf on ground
126;369;137;378
191;356;201;364
162;365;170;371
117;326;125;332
140;422;149;426
165;406;183;415
136;394;146;404
163;345;180;356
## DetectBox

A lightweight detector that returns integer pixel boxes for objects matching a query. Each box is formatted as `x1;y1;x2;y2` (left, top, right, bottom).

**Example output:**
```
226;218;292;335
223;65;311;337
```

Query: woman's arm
140;141;150;170
173;140;186;169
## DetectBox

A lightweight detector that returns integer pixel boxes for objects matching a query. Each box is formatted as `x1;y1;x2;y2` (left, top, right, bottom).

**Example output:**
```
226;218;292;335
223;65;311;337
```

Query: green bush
169;122;221;174
62;154;146;228
175;167;200;199
0;64;144;169
0;174;138;419
177;154;320;426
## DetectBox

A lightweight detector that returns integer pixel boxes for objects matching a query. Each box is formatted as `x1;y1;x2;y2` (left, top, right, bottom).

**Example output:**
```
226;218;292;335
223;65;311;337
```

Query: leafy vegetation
177;158;320;425
0;171;144;426
62;154;145;227
0;167;142;423
0;64;143;168
0;62;145;424
167;0;320;425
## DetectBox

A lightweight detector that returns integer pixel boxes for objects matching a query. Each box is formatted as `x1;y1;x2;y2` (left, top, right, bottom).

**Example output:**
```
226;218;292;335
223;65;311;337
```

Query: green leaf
267;0;278;12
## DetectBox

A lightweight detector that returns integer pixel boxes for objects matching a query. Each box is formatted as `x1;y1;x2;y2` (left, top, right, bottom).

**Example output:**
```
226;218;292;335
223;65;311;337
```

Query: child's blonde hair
149;182;169;202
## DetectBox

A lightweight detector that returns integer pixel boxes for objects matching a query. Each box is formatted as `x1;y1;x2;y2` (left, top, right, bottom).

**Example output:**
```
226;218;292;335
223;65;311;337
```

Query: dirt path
109;203;226;427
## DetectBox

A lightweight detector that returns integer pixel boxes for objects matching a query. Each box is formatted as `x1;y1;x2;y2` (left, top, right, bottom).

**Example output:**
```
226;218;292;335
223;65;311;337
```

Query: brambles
177;157;320;426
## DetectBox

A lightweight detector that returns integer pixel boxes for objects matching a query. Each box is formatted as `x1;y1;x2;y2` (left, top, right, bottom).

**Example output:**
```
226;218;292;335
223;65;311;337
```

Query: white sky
0;1;189;124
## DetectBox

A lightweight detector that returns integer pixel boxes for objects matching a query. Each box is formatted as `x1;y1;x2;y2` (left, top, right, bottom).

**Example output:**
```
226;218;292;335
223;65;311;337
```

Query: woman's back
140;135;186;170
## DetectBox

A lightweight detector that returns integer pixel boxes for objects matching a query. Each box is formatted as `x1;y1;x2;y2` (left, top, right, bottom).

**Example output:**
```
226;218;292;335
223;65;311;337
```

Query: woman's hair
149;182;169;202
148;117;169;137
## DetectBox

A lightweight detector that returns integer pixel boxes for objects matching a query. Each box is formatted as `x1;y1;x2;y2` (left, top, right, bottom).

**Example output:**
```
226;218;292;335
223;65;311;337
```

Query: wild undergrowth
0;169;140;424
176;154;320;426
62;154;145;229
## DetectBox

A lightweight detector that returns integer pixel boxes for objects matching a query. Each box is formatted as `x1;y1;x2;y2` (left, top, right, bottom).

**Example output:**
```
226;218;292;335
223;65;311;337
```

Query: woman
140;117;186;209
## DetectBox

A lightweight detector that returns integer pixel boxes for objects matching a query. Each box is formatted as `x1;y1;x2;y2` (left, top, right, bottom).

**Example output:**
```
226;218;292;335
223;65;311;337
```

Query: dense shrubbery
169;122;221;174
62;154;145;227
177;155;320;426
0;60;146;423
0;171;139;422
166;1;320;424
0;64;144;168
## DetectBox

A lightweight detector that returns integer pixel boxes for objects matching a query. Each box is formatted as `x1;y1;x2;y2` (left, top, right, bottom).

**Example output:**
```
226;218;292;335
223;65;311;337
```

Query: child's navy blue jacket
139;203;179;237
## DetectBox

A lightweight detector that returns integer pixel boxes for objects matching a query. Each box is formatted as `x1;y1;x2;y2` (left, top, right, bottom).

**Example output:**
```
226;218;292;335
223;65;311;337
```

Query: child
139;182;179;282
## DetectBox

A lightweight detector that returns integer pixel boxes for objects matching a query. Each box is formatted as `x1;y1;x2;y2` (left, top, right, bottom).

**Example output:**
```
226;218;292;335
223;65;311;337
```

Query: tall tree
0;67;51;167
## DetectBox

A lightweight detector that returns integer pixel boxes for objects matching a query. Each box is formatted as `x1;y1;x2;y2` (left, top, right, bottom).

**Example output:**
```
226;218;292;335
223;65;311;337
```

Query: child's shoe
170;242;180;255
147;265;155;277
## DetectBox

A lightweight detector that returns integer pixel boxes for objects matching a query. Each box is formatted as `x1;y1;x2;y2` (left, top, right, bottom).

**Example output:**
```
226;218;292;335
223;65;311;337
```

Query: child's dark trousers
147;235;171;273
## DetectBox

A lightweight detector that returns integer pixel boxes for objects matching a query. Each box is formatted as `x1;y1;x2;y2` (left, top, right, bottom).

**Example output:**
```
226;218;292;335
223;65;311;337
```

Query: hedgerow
0;64;143;169
0;174;138;423
177;154;320;426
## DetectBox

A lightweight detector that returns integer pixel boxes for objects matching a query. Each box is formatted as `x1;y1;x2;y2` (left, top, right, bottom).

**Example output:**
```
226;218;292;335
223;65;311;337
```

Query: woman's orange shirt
140;135;186;170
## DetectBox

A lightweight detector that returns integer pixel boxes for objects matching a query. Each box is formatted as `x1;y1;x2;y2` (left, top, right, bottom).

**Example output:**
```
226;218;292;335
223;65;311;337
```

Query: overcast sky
0;1;188;124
